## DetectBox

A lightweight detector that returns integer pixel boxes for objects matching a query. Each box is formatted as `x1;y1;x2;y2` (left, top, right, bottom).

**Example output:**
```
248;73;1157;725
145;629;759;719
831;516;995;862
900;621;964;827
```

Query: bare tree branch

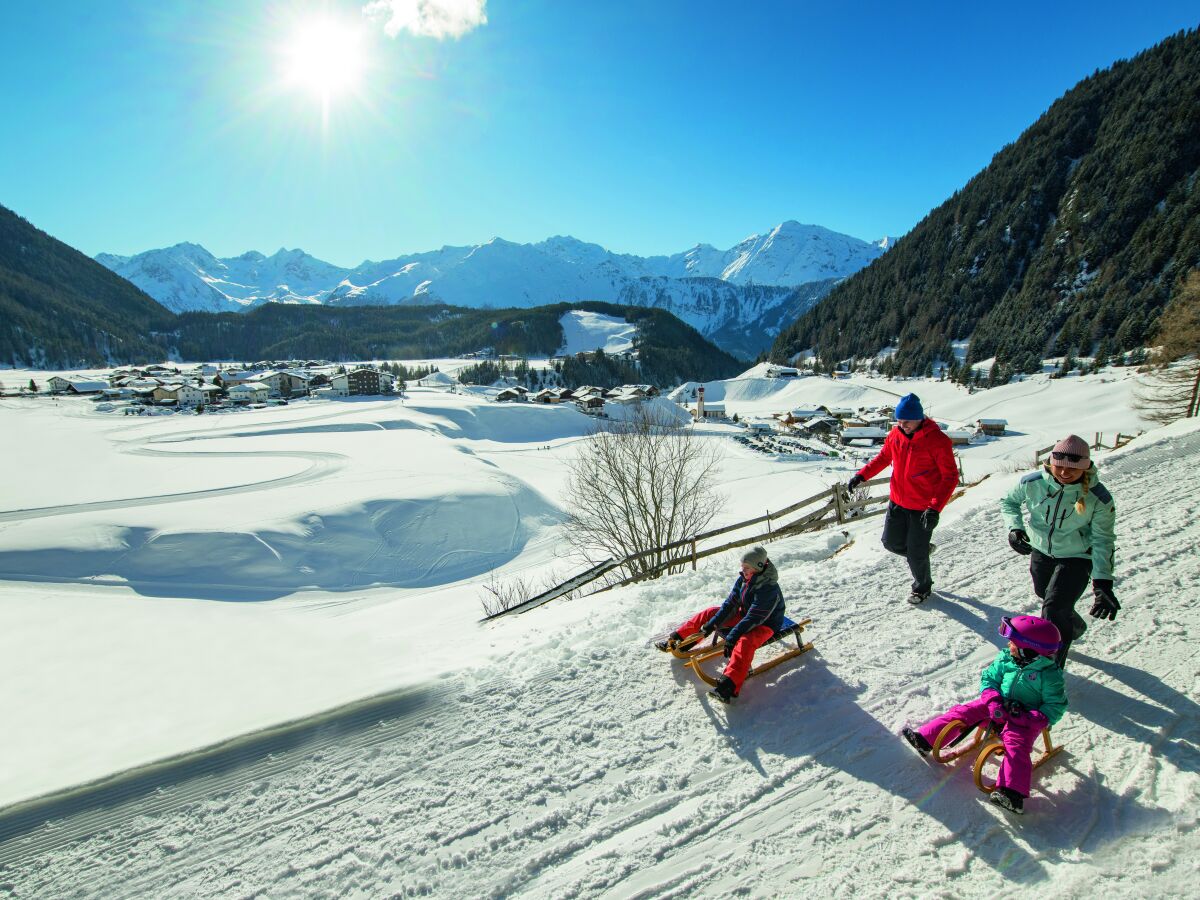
563;405;723;580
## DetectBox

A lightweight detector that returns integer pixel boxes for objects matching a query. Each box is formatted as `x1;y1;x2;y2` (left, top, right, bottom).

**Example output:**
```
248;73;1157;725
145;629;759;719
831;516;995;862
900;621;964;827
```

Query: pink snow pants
677;606;775;693
917;696;1044;797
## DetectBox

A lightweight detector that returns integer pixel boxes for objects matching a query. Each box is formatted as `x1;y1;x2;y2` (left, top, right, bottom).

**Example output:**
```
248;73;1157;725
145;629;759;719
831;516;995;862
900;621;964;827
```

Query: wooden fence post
691;537;697;570
833;482;846;524
956;453;965;485
1094;432;1101;450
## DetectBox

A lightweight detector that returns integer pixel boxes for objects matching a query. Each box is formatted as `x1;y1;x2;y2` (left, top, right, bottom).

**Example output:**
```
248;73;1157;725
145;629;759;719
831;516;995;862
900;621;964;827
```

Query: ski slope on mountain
1;417;1196;897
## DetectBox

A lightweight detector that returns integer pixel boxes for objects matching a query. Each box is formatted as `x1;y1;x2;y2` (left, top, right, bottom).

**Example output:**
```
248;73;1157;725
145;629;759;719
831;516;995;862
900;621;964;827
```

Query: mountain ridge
97;221;888;357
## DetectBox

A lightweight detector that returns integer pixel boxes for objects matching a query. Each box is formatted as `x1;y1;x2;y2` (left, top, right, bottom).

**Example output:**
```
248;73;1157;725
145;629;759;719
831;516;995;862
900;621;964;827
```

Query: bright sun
279;15;367;105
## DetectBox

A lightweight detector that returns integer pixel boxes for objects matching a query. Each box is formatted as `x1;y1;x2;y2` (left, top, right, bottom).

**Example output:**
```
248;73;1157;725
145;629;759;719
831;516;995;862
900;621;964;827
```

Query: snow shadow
1070;652;1200;776
922;589;1014;648
694;654;1051;883
0;490;563;600
0;683;445;856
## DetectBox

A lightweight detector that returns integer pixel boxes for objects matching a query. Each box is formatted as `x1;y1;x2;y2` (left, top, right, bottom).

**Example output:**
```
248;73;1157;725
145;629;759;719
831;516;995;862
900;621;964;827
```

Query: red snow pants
677;606;775;693
916;697;1043;797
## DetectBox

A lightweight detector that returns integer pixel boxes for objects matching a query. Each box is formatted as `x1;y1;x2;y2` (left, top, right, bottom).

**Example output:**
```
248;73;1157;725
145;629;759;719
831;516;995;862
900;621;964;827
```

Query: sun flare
279;15;368;104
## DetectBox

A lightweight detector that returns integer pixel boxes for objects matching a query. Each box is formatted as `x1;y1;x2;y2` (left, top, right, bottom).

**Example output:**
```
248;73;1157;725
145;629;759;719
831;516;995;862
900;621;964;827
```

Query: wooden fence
1033;431;1141;466
481;475;895;621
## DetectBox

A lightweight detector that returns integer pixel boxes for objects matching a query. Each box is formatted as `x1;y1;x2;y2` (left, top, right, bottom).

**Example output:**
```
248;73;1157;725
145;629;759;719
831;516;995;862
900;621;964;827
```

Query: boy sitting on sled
901;614;1068;815
656;546;785;703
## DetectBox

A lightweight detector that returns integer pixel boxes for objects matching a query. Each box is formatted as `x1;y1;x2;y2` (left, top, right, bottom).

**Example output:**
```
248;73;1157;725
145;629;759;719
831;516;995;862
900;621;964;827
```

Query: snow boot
655;631;682;652
1071;611;1087;640
708;675;737;704
988;787;1025;815
908;589;932;605
901;726;932;757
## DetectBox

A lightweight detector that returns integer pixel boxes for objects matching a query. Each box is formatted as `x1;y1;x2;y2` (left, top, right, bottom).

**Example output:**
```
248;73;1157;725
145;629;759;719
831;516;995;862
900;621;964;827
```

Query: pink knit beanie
1050;434;1090;469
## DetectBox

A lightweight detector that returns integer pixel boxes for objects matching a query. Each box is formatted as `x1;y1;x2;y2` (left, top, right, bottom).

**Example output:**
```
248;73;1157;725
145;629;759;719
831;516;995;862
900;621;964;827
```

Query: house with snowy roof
152;383;205;407
840;426;889;445
227;382;270;404
46;376;107;394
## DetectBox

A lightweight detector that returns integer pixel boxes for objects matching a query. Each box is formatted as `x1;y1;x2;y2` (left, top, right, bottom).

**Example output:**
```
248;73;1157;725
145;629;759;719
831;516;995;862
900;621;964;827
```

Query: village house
766;365;800;378
258;370;312;397
227;383;270;404
778;406;831;426
496;387;529;402
946;429;974;446
152;383;205;407
575;395;605;415
798;416;840;437
840;426;889;446
331;368;396;397
47;376;108;394
216;369;258;387
977;418;1008;436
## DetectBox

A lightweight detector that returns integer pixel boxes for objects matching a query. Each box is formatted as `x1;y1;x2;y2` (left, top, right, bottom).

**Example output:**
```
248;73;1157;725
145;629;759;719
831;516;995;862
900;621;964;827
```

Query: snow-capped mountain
97;222;887;357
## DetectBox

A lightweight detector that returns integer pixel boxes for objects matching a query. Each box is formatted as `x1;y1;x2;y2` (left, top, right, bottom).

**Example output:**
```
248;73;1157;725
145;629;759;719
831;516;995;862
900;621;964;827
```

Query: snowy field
0;365;1196;897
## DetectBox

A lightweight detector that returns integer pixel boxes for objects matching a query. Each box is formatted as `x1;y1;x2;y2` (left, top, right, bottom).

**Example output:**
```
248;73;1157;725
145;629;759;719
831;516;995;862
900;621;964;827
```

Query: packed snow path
1;426;1197;897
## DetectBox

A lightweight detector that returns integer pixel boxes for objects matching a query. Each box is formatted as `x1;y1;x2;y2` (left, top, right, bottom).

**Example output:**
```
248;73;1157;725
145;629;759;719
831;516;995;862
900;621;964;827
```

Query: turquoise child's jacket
980;650;1068;725
1000;464;1116;580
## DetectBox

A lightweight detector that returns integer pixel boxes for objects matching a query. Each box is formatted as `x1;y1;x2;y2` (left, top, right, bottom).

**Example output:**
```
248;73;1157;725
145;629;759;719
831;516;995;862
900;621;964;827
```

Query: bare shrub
479;570;537;618
564;406;723;581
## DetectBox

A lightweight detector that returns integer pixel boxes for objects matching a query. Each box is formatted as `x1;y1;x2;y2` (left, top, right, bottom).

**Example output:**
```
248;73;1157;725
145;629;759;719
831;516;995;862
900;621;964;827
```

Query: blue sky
1;1;1196;266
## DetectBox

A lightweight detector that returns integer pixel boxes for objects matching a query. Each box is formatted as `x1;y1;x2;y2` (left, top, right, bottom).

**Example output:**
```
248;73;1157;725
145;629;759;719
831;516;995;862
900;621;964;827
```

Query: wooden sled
973;728;1064;794
680;616;814;687
929;719;1064;793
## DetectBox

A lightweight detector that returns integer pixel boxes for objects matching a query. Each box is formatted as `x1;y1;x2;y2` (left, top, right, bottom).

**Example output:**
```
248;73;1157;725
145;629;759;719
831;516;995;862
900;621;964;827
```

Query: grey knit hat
741;545;769;570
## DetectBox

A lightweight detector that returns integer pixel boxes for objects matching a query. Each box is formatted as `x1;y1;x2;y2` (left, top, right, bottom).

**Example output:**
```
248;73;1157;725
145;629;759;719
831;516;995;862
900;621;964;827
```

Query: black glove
723;638;736;658
1090;579;1120;620
1004;698;1027;719
1008;529;1032;556
921;508;939;531
846;474;864;491
700;621;716;637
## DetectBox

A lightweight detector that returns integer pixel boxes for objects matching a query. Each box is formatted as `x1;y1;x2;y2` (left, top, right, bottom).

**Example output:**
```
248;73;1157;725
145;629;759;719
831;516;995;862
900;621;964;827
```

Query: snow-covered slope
97;223;885;357
558;310;638;355
1;385;1195;896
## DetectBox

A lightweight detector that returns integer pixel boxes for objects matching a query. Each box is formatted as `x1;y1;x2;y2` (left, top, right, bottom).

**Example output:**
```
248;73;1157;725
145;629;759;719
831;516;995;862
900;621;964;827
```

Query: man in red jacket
847;393;958;603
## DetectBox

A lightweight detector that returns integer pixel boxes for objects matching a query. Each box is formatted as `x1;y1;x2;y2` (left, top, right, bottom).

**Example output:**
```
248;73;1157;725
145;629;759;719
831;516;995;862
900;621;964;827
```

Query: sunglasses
1051;451;1084;463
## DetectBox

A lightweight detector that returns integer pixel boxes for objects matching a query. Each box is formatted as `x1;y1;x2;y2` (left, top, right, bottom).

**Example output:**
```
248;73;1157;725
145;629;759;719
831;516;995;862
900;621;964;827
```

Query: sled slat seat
677;617;815;687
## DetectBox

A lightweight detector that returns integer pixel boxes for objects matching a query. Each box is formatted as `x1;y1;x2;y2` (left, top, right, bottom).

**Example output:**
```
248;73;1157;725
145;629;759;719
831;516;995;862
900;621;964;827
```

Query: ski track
1;430;1197;897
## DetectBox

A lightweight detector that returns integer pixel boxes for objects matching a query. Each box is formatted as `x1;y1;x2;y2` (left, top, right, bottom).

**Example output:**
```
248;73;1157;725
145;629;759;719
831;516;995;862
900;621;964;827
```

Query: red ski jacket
856;419;958;512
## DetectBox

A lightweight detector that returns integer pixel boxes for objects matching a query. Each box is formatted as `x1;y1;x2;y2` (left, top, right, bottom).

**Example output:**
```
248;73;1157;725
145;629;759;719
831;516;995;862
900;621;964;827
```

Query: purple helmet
999;615;1061;656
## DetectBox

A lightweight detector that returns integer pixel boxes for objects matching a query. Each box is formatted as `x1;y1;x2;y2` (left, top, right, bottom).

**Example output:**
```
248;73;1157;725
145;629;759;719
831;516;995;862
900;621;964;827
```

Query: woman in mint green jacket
1000;435;1118;668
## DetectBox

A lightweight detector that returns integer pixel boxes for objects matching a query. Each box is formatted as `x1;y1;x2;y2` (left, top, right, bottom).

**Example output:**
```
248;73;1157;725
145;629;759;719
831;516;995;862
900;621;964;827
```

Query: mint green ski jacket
980;651;1068;725
1000;464;1116;580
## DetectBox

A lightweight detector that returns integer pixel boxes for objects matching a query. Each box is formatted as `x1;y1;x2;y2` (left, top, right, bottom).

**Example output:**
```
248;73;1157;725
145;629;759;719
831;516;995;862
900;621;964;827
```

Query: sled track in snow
0;680;460;867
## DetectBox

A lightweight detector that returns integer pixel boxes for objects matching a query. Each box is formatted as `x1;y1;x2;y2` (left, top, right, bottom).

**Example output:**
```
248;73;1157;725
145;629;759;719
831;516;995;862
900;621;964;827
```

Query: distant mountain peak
96;220;885;353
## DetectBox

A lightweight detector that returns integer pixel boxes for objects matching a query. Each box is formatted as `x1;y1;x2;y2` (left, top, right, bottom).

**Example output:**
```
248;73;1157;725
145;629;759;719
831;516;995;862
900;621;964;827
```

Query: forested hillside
0;205;174;367
771;27;1200;378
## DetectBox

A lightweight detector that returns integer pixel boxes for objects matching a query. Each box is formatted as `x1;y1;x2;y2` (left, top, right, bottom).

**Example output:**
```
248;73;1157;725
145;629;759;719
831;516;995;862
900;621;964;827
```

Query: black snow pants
1029;549;1092;668
881;501;935;596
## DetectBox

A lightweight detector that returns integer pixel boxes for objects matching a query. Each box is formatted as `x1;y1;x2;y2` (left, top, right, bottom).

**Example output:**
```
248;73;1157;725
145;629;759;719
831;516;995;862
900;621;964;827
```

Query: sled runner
972;728;1064;794
929;720;1064;793
678;616;814;687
